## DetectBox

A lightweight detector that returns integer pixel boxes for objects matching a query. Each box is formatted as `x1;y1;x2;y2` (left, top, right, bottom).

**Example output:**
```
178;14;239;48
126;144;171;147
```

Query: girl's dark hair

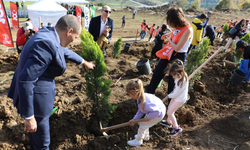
168;59;188;88
165;7;189;28
161;24;167;31
238;19;245;26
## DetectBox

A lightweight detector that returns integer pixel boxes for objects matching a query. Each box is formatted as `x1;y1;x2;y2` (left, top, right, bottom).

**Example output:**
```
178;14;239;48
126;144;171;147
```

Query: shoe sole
170;129;183;137
134;135;150;141
159;122;172;128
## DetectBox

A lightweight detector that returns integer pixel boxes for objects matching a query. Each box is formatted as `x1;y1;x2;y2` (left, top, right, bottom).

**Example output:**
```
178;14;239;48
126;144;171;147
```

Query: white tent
27;0;67;29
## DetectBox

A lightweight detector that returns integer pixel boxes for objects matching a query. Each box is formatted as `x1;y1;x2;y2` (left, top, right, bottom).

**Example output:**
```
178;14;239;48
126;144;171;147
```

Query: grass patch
3;2;35;9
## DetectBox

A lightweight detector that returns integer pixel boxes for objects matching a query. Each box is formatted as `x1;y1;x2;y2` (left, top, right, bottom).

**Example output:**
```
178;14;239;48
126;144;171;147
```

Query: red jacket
16;27;27;46
16;27;38;46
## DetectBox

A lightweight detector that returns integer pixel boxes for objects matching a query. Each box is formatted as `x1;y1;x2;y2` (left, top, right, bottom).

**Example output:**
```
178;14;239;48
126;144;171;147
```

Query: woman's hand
129;119;135;126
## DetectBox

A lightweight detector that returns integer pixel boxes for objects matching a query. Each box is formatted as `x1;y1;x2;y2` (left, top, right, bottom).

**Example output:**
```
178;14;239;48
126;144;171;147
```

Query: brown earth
1;9;250;150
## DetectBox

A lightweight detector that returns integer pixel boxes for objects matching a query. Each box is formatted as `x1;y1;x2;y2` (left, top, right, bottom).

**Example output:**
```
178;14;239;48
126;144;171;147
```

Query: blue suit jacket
8;27;83;118
88;15;113;42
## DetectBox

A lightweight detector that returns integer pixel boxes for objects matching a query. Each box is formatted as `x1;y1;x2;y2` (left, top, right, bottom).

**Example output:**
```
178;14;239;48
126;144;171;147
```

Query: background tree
215;0;233;10
190;0;201;10
177;0;189;9
80;28;116;128
242;1;250;9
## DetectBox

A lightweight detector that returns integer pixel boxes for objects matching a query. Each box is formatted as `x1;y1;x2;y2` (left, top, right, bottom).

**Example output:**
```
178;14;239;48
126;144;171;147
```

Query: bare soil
1;9;250;150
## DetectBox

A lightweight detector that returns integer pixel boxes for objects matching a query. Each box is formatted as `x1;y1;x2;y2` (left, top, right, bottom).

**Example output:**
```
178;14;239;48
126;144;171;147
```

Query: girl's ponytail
126;79;146;110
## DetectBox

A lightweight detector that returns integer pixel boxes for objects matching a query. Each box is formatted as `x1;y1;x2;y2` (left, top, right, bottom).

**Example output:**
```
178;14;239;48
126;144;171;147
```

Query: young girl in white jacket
160;59;189;136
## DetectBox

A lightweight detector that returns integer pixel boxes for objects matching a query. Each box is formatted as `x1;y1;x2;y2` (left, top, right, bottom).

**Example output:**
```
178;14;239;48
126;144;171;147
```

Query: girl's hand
162;95;169;102
144;116;150;122
129;119;135;126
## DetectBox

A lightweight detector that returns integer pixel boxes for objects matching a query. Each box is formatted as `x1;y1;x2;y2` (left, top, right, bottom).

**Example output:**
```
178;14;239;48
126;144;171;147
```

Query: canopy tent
27;0;67;29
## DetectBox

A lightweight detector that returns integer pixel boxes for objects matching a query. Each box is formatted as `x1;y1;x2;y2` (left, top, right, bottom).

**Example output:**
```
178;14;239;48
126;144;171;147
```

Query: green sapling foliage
112;38;122;58
185;37;210;89
80;28;116;124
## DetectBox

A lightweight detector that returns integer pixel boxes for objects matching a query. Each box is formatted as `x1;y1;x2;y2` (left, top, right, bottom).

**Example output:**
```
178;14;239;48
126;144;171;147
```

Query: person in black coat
150;24;168;60
205;25;216;46
89;5;113;55
224;19;247;52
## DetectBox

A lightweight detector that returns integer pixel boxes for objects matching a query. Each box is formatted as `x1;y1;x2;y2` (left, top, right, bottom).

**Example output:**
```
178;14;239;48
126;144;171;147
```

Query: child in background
153;26;160;42
217;25;224;38
160;59;189;136
126;79;166;147
148;24;156;42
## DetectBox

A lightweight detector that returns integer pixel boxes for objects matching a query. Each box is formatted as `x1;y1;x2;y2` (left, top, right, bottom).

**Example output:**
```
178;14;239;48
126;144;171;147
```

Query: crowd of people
9;4;250;149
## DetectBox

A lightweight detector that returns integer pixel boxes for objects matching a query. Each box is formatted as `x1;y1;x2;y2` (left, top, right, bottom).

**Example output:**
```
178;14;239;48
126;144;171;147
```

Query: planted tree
80;28;116;131
185;37;210;89
241;32;250;44
112;38;122;58
222;23;229;38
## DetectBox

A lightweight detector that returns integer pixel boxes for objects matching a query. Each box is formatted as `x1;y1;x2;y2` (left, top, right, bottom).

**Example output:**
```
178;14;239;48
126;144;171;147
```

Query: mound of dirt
0;38;250;150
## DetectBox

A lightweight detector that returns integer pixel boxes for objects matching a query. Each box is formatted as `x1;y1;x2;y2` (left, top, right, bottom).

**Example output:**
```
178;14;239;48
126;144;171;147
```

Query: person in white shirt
133;9;137;19
242;20;250;36
89;5;113;56
160;59;189;137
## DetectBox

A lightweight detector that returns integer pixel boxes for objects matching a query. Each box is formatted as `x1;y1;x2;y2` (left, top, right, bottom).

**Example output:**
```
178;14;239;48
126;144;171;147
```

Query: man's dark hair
55;15;80;34
200;13;207;19
26;18;31;21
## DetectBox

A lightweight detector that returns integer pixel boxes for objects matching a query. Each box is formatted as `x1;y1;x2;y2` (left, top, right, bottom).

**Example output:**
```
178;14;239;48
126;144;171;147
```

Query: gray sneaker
169;127;183;137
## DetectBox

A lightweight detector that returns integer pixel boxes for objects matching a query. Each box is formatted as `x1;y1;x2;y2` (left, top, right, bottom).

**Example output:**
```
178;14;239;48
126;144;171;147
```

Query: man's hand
24;117;37;133
83;61;95;72
102;28;108;36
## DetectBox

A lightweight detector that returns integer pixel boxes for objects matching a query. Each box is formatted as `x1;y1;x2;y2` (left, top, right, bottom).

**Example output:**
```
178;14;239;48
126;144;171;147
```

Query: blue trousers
147;51;187;95
28;117;50;150
141;30;147;40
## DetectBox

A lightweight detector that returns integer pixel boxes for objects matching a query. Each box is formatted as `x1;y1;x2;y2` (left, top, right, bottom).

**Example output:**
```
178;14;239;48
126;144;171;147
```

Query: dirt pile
0;39;250;150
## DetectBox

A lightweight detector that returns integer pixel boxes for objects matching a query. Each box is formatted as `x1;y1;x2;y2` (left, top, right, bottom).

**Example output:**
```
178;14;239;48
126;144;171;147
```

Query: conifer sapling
80;28;116;124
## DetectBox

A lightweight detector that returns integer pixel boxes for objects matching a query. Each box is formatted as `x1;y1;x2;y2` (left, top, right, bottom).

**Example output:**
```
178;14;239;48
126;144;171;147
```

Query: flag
89;6;96;19
83;6;90;31
0;0;14;47
10;2;19;29
75;6;82;25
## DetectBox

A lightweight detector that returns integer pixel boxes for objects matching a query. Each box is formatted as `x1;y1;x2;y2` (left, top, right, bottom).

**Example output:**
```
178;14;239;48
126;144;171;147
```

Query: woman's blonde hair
126;79;146;110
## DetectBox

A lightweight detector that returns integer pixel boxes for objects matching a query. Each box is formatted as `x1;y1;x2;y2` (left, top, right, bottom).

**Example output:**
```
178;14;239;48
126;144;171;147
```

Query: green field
3;2;35;9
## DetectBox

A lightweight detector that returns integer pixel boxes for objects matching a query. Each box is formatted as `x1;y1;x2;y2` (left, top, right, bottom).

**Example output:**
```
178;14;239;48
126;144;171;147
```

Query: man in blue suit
89;5;113;56
8;15;95;150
